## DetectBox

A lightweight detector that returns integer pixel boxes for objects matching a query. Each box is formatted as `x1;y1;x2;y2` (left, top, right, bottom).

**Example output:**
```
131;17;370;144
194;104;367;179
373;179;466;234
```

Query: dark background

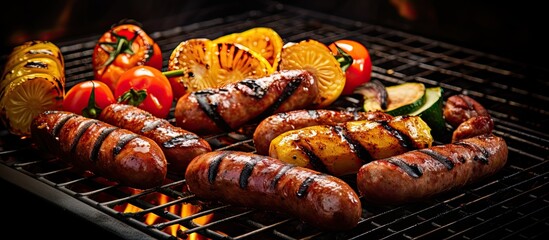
0;0;546;238
0;0;546;68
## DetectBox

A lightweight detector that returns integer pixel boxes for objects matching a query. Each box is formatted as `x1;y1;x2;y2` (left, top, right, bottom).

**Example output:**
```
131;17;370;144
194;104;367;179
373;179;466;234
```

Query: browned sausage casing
253;109;393;155
357;134;507;205
175;69;318;135
443;94;490;128
99;103;212;174
185;150;362;231
31;110;167;189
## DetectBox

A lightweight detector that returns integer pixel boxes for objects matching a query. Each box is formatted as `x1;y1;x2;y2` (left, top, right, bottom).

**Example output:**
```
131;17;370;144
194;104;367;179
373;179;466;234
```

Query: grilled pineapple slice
269;115;433;176
0;40;65;137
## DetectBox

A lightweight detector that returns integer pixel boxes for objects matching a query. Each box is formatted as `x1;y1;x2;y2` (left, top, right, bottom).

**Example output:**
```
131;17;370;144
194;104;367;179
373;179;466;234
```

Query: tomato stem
162;69;185;78
117;88;148;106
82;81;103;118
333;44;353;72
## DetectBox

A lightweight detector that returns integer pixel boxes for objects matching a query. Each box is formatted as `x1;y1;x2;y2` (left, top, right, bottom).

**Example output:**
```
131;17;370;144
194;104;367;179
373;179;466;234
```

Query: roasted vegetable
0;40;65;137
92;20;162;92
269;115;433;176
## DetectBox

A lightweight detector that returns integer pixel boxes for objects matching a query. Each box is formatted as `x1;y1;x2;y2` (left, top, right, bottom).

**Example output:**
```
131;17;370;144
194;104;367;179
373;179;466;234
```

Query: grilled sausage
357;133;508;205
185;150;362;231
31;110;167;189
443;94;490;128
443;94;494;142
269;115;434;176
451;115;494;142
175;69;318;135
99;103;212;174
253;109;393;155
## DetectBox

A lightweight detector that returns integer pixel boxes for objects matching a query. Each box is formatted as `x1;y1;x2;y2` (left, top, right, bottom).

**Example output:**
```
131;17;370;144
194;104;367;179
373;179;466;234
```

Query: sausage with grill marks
175;70;318;135
185;150;362;231
31;110;167;189
357;133;508;205
99;103;212;174
253;109;393;155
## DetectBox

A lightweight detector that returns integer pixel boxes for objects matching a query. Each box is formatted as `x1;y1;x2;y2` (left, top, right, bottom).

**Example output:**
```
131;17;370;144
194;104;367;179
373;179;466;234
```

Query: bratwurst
31;110;167;189
175;69;318;135
99;103;212;174
357;133;508;205
185;150;362;231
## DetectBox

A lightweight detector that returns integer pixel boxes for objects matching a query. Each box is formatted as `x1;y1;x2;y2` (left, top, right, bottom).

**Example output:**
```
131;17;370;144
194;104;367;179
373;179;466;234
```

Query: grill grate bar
417;182;549;239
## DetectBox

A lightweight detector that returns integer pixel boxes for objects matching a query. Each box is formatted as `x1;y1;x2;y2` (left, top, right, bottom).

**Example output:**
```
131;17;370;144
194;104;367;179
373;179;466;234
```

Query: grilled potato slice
269;115;433;176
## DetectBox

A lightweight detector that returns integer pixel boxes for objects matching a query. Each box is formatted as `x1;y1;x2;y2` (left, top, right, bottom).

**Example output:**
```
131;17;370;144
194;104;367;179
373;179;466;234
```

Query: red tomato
92;21;163;92
328;39;372;95
114;66;173;118
63;80;116;118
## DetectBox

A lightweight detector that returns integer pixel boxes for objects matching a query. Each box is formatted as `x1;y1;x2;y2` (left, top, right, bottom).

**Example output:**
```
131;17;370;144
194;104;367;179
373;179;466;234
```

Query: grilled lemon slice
168;38;214;98
279;39;345;108
209;42;271;86
214;27;283;71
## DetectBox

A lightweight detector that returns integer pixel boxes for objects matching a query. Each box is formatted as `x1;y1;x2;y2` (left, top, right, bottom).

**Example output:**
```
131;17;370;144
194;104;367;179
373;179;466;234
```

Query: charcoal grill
1;1;548;239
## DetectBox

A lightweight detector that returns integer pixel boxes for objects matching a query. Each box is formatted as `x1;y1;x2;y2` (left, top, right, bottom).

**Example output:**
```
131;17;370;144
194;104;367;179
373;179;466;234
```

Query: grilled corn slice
269;115;433;176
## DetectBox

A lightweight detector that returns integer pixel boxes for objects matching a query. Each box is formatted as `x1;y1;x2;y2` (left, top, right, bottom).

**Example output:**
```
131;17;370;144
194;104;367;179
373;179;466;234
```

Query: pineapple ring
279;39;346;108
214;27;284;71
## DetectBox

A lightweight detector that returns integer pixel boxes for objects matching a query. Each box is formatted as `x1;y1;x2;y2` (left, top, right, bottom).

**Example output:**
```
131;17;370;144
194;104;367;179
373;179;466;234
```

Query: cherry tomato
115;66;173;118
328;39;372;95
92;20;163;92
63;80;116;118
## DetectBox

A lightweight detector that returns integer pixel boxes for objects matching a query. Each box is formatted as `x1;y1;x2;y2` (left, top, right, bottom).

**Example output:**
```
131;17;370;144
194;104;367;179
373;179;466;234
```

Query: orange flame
119;189;213;240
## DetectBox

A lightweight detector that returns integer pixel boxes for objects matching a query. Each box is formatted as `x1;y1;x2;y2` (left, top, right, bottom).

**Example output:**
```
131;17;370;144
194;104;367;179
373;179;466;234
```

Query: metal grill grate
1;2;548;240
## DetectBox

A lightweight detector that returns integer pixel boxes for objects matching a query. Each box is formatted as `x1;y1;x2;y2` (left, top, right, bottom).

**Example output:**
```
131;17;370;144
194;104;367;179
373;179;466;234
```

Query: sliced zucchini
384;82;426;116
409;86;446;138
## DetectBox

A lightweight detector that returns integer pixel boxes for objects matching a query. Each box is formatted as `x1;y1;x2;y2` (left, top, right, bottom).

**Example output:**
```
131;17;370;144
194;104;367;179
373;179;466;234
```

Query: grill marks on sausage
195;90;233;132
195;76;303;132
90;127;117;162
207;151;228;184
297;174;318;198
333;125;373;164
271;164;294;190
113;134;139;157
453;141;490;164
418;149;455;170
162;134;199;148
387;158;423;178
255;77;303;121
239;155;261;189
69;120;99;155
52;113;77;136
387;138;495;178
141;119;163;133
380;121;415;150
206;153;318;198
237;79;266;98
